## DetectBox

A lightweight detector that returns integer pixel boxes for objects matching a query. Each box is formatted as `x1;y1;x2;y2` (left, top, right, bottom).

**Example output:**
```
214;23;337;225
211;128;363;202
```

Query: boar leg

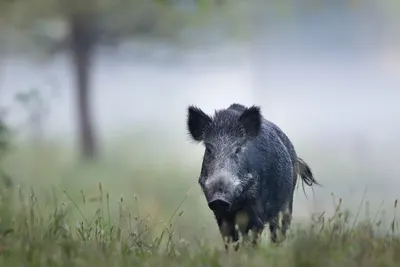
217;217;236;251
268;216;279;243
250;227;264;247
281;203;292;239
269;204;292;244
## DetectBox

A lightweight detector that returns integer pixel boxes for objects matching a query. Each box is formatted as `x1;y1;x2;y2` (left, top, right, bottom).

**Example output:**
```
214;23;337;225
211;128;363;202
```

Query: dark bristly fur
186;103;321;250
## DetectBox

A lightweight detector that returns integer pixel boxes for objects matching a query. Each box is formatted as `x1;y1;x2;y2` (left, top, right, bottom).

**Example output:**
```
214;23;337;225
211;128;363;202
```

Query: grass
0;185;399;267
0;130;400;266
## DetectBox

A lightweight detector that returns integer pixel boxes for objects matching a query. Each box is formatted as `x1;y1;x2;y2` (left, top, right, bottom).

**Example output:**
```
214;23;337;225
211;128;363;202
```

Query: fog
0;1;399;221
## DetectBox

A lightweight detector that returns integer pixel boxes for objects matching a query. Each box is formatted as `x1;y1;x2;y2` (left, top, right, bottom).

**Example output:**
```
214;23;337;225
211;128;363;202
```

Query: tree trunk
70;14;98;161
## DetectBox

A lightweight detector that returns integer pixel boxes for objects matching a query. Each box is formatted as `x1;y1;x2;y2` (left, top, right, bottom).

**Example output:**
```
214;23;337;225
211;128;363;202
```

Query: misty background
0;0;399;241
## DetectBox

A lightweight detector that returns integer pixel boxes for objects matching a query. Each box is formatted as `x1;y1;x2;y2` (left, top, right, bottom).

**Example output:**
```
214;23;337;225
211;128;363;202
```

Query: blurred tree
0;0;193;161
65;1;98;161
1;0;253;161
14;88;50;144
0;107;14;235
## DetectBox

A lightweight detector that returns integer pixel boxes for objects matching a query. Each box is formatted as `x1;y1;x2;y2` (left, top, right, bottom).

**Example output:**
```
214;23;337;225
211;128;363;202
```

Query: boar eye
205;146;213;155
235;146;242;154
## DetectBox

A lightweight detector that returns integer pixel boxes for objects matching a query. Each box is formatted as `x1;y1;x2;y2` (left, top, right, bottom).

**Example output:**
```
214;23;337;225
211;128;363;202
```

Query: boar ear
187;105;212;142
239;105;261;137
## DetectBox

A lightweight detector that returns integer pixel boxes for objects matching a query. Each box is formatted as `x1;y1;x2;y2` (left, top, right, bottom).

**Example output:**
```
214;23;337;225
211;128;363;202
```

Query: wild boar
186;103;320;249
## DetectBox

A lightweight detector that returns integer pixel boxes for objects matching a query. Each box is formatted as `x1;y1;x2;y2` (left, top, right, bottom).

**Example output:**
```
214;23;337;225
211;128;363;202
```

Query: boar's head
187;104;262;213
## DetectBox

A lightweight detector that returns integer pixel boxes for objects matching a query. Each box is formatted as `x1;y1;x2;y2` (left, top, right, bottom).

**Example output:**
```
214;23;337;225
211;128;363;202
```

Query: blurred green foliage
0;114;8;154
0;112;14;235
0;0;256;54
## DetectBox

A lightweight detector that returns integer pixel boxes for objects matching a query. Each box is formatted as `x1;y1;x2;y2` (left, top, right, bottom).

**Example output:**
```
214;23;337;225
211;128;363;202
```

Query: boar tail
296;157;321;197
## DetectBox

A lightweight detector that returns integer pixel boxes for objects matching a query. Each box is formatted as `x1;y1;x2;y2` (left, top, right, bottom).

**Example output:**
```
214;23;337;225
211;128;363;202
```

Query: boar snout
208;197;231;212
205;175;236;212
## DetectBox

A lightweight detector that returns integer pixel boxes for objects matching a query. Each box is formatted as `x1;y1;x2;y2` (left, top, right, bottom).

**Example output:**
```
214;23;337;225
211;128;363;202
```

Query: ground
0;131;399;267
